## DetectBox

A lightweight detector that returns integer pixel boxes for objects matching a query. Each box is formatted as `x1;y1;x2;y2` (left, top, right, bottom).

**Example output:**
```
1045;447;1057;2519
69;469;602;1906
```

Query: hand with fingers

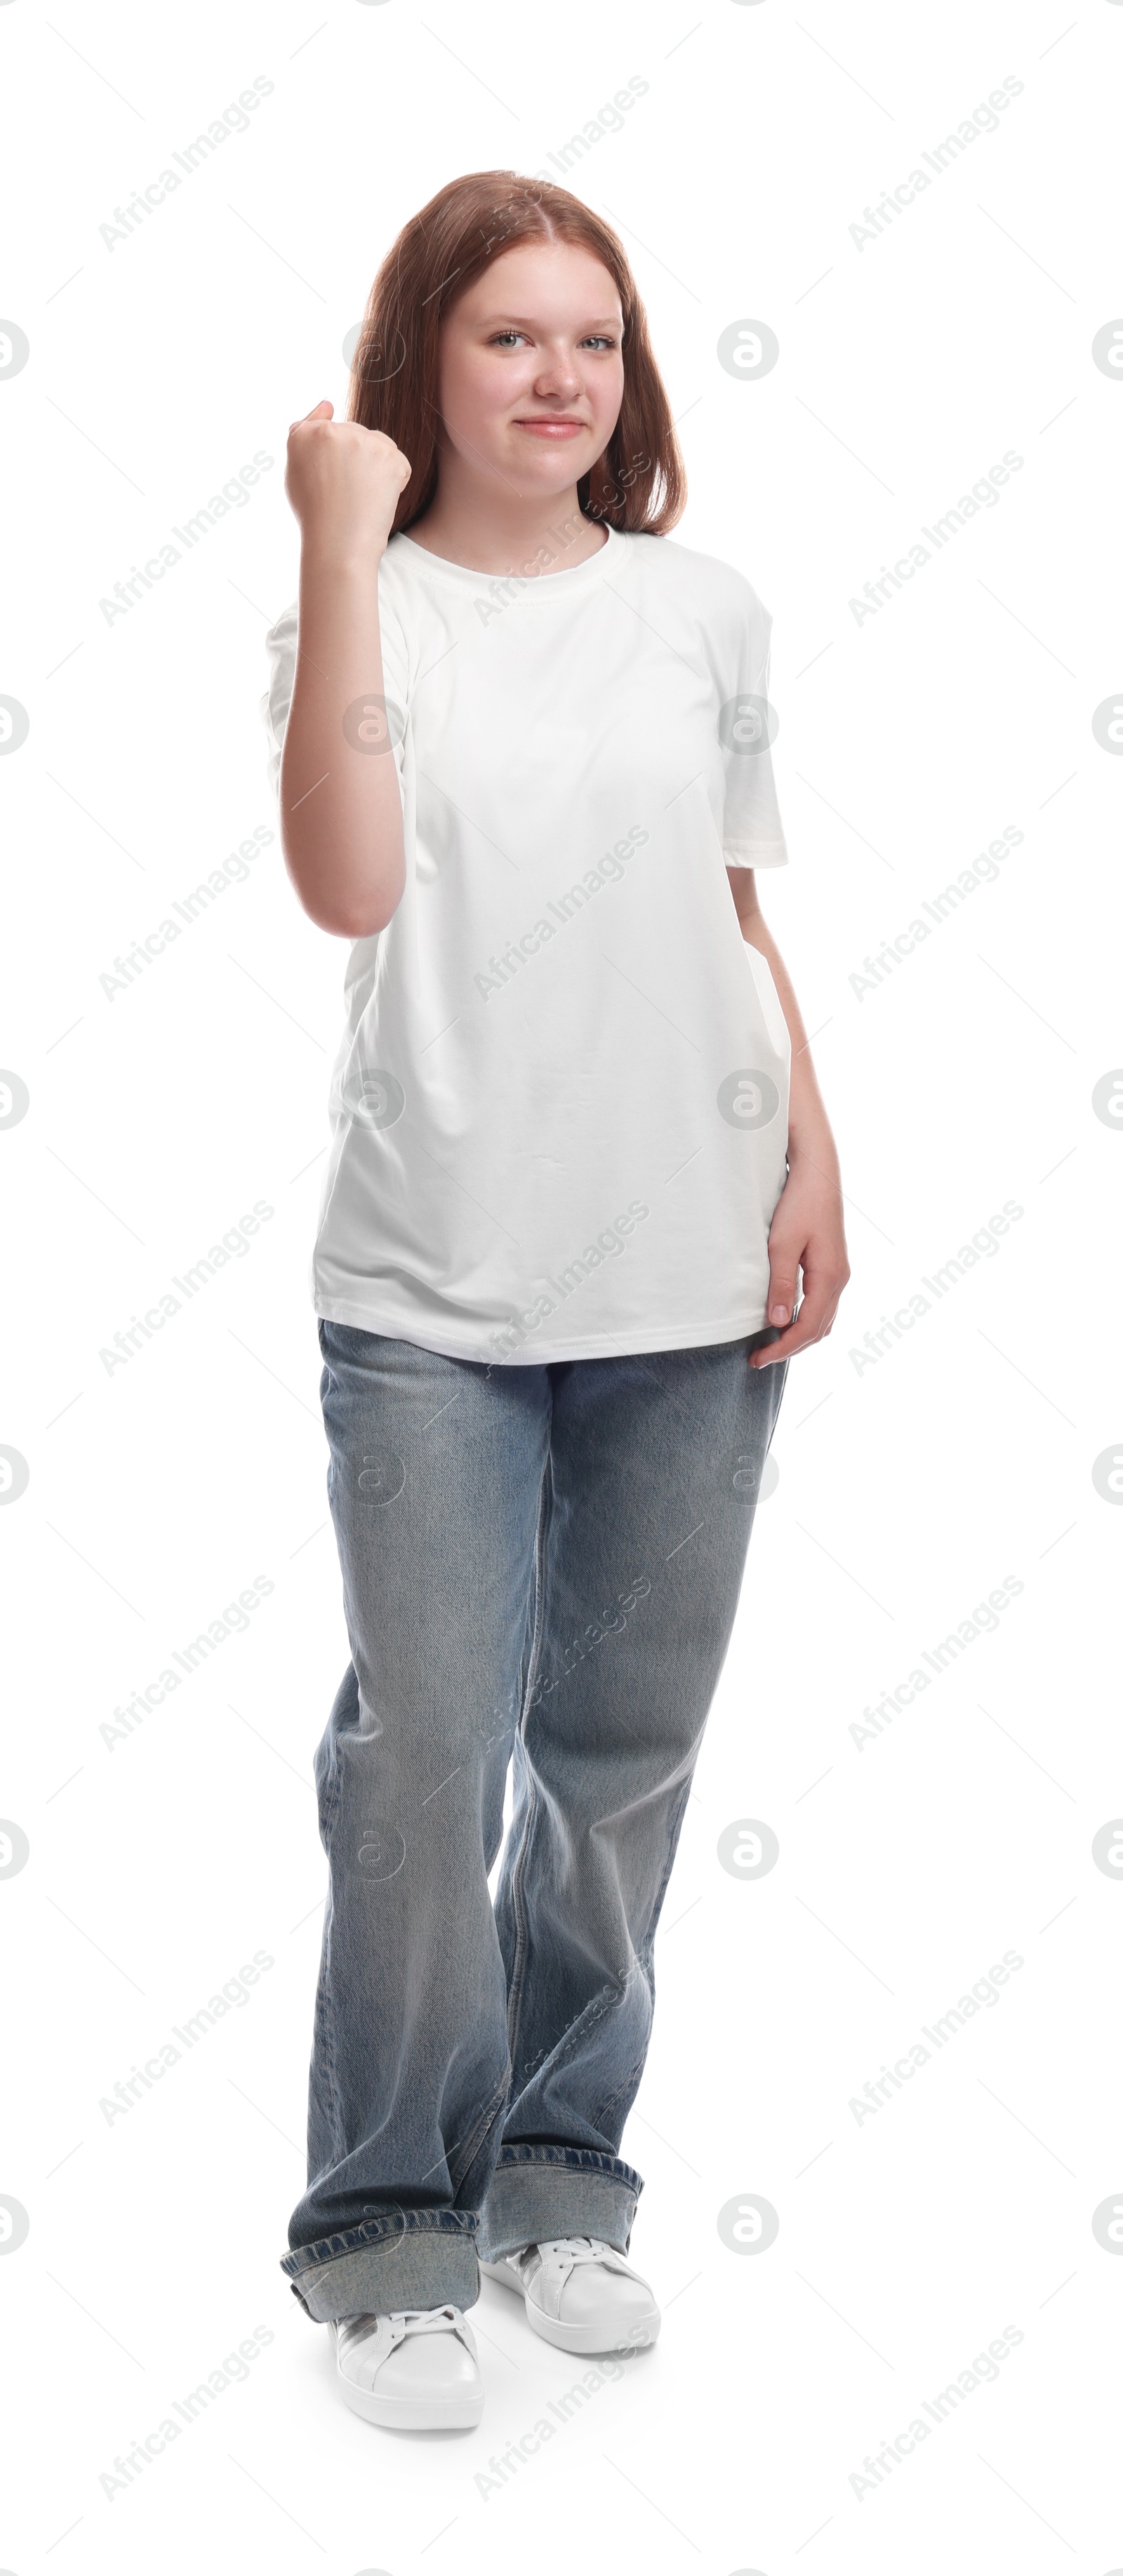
750;1153;850;1368
285;398;412;566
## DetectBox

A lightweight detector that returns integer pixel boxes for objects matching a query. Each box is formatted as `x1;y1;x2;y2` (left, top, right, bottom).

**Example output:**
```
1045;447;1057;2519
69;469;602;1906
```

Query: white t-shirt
262;520;792;1363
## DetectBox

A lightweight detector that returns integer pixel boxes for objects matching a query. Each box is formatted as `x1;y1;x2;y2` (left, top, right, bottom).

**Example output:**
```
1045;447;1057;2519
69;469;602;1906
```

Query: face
434;239;626;498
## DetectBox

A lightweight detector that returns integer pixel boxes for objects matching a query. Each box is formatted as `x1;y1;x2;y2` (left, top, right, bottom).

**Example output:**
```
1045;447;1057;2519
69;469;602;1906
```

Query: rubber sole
331;2323;484;2429
479;2256;660;2355
335;2367;485;2430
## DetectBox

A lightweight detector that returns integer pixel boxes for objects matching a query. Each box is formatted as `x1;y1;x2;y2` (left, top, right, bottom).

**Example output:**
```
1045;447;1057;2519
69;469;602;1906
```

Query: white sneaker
330;2304;484;2429
479;2236;660;2354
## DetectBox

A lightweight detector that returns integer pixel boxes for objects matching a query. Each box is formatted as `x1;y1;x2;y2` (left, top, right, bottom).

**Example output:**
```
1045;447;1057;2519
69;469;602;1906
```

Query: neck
404;461;609;576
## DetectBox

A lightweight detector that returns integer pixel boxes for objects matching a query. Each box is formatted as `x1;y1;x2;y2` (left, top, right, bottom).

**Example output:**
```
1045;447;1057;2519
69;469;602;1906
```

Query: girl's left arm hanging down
726;866;851;1368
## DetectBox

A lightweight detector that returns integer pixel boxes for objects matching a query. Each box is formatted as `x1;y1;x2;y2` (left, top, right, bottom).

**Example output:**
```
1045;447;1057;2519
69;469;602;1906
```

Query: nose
529;348;583;402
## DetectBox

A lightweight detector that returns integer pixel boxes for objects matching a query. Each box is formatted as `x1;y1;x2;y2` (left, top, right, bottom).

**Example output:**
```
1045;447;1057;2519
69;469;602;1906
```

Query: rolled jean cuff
477;2146;643;2262
279;2210;479;2321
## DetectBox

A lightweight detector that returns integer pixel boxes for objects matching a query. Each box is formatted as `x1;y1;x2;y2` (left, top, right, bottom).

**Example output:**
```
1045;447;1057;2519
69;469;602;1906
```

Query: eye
582;334;618;352
489;330;526;348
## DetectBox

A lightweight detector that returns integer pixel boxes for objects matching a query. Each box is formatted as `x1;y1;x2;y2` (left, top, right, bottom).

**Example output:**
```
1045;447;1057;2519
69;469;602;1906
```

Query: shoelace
514;2235;616;2283
336;2302;460;2353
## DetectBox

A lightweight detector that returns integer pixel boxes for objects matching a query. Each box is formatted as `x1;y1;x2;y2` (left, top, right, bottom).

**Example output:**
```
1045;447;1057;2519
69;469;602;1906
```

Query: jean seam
583;1769;693;2138
446;2060;512;2200
494;2143;638;2175
287;2207;477;2274
503;1448;554;2066
644;1769;694;1958
312;1729;347;2180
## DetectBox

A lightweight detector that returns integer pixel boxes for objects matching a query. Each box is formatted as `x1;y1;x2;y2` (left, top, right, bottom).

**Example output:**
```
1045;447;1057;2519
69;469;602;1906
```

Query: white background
1;1;1121;2568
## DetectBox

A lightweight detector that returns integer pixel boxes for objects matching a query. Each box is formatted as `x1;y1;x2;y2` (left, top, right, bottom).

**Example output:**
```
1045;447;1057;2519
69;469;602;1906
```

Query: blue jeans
280;1321;788;2321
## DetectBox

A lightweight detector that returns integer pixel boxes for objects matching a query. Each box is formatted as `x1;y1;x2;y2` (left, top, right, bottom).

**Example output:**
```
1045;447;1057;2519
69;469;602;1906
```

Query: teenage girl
263;169;849;2431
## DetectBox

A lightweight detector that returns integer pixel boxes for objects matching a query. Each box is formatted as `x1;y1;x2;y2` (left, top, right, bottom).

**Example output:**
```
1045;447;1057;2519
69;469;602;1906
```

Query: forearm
279;553;406;939
730;877;839;1176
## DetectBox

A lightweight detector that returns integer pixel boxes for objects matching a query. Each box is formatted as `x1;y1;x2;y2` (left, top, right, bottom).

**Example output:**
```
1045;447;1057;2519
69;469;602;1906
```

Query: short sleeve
258;586;411;803
719;597;790;871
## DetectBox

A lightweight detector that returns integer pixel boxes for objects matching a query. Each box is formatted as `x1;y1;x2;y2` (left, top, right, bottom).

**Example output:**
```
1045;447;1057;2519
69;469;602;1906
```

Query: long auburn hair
347;171;686;539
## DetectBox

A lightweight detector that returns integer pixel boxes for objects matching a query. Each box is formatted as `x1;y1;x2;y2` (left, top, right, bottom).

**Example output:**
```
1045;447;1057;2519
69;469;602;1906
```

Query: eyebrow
474;312;623;329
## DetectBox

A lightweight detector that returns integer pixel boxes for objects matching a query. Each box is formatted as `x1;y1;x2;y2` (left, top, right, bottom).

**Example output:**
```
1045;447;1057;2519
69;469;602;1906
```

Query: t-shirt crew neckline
392;518;621;595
